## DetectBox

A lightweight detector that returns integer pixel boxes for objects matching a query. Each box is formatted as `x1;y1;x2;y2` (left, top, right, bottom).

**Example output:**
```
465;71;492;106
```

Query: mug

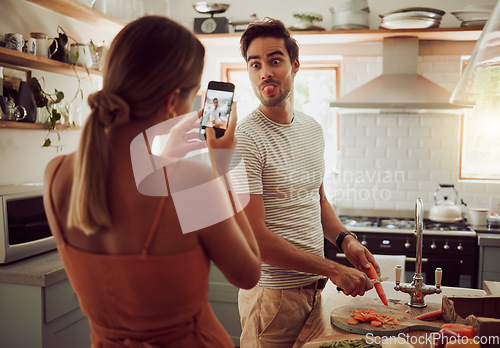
30;32;58;59
5;33;24;52
23;38;37;55
0;98;28;122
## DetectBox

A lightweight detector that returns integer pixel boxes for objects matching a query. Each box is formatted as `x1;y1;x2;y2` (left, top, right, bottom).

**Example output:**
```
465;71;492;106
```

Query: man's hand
329;263;373;297
343;236;381;276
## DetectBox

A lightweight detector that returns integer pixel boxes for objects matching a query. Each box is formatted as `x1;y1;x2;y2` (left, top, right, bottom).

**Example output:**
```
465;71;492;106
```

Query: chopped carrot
371;320;382;327
347;318;359;325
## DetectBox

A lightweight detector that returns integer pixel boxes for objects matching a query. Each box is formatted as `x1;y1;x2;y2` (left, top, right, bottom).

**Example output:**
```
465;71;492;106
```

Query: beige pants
238;286;322;348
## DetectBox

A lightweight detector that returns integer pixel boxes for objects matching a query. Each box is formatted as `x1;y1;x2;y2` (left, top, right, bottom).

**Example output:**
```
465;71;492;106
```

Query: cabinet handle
335;253;428;263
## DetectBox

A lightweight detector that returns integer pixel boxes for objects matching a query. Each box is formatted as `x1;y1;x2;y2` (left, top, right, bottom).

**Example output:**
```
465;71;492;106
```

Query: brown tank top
47;156;233;347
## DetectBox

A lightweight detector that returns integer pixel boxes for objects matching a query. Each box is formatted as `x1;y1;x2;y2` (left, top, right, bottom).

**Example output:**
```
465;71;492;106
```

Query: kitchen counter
293;281;486;348
0;250;66;287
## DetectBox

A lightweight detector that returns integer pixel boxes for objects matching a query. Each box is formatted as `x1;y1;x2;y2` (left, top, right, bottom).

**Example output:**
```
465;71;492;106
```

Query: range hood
330;36;464;111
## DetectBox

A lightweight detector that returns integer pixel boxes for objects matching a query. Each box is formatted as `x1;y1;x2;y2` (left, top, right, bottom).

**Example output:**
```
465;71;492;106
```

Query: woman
43;16;260;347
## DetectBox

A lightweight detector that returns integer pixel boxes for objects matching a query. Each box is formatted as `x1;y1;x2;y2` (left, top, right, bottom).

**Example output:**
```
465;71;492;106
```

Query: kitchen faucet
394;198;442;307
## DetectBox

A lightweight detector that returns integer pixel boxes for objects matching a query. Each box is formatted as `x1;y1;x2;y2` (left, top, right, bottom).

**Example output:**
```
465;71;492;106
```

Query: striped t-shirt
231;109;326;289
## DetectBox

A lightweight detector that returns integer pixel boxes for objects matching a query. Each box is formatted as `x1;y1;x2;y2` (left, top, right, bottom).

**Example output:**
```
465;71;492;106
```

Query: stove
325;215;478;288
340;216;474;234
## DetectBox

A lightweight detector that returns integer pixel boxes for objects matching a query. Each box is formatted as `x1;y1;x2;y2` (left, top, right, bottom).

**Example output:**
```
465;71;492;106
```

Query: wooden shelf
0;120;78;130
198;26;484;46
25;0;124;33
0;47;101;78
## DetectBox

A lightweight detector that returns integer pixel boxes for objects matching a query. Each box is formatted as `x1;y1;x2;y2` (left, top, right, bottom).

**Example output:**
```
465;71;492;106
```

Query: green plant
293;12;323;23
30;26;93;150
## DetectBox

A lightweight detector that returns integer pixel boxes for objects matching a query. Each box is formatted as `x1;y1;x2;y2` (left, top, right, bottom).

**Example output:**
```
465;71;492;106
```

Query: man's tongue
263;84;277;95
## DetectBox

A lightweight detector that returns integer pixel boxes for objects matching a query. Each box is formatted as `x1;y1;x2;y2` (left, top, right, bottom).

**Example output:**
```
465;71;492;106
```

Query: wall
329;54;500;214
0;0;116;185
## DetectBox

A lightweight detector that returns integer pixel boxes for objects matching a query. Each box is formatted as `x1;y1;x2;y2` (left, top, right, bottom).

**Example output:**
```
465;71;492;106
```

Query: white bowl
329;0;369;13
331;10;369;30
451;10;490;22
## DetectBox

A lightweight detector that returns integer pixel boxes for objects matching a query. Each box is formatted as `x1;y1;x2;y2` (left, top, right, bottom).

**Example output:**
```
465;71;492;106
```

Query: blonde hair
67;16;205;235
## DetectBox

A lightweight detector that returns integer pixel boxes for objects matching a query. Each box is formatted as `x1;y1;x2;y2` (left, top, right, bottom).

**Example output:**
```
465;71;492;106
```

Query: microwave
0;185;56;264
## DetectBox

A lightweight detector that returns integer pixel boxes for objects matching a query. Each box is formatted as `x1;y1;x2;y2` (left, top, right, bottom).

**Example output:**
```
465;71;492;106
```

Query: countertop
293;281;487;348
0;250;66;287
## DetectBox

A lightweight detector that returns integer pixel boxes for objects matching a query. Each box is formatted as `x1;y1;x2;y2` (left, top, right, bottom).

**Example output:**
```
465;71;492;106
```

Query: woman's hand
160;111;206;161
205;103;238;176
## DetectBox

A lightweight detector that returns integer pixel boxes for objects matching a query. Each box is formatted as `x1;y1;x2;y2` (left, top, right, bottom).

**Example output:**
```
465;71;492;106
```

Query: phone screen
200;81;235;139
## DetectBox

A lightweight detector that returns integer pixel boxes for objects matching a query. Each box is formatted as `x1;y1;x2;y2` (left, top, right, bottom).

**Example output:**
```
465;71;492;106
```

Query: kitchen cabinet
0;251;90;347
208;262;241;346
477;234;500;288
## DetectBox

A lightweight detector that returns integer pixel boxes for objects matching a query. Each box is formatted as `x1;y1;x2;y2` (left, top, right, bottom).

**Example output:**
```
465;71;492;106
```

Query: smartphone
199;81;235;139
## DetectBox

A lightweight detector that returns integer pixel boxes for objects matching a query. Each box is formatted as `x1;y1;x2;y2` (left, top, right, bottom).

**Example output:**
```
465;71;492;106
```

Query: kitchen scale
193;2;230;34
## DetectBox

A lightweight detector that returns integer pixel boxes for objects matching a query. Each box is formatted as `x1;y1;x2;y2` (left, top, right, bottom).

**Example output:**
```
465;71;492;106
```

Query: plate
451;10;490;23
380;16;440;30
380;7;445;18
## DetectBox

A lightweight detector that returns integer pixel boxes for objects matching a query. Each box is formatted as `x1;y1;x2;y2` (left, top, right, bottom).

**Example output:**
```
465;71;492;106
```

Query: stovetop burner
339;216;473;232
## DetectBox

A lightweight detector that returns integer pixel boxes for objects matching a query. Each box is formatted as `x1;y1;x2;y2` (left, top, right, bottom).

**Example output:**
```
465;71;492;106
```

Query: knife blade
336;277;388;292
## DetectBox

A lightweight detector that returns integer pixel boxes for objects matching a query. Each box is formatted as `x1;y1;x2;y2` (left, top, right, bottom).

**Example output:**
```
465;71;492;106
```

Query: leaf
42;138;51;147
55;90;65;103
52;109;61;121
59;33;68;47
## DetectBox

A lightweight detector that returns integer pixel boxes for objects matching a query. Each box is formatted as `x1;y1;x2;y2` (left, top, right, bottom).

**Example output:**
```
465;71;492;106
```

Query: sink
364;281;486;304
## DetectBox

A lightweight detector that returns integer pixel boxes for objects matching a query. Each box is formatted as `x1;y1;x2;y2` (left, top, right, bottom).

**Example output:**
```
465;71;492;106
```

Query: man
234;18;381;347
209;97;222;127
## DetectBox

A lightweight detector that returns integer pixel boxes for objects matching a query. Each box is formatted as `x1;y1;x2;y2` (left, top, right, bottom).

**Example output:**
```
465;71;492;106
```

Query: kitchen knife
336;277;388;292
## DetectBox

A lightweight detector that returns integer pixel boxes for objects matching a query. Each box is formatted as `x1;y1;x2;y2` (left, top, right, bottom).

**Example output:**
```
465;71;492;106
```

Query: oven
0;185;56;264
325;216;478;289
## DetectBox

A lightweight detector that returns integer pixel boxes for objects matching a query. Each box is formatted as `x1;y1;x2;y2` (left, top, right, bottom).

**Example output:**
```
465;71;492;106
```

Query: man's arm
243;193;371;296
319;183;380;275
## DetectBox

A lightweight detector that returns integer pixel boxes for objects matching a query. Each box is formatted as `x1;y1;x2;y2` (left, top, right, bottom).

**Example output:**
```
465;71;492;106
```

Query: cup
69;43;93;68
0;98;28;121
30;32;58;59
5;33;24;52
23;38;37;55
467;208;489;227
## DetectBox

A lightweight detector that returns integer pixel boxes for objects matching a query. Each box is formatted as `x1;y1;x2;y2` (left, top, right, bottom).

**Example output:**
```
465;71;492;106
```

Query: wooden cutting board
331;304;443;336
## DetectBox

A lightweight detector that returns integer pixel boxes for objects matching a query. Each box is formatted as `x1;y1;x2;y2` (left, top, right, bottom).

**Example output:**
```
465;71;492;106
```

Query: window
222;60;340;174
459;58;500;181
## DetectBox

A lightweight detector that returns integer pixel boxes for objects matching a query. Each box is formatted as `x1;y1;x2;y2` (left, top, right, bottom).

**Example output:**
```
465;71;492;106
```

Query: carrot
371;320;382;327
347;318;359;325
366;263;388;306
416;309;443;321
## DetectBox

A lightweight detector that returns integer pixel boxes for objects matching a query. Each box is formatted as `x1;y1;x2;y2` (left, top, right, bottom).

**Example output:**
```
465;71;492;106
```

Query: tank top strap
48;155;68;243
142;167;170;255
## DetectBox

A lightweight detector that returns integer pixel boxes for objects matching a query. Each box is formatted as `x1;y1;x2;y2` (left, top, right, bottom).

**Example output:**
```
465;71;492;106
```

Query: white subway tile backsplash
419;159;442;170
397;138;419;149
355;159;376;169
407;170;430;181
409;127;431;138
344;148;365;158
376;137;397;148
397;159;419;170
432;61;456;73
388;148;409;159
366;127;387;137
420;116;442;128
430;148;454;160
376;115;399;127
398;117;420;127
365;148;386;159
375;159;397;169
419;137;441;150
408;148;430;159
388;127;409;138
356;115;377;127
339;114;356;126
355;137;376;148
344;127;366;137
